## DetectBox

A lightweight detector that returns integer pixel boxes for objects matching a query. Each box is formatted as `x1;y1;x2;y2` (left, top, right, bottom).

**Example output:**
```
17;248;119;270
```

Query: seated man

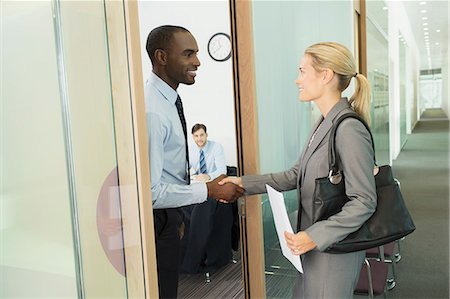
180;124;234;274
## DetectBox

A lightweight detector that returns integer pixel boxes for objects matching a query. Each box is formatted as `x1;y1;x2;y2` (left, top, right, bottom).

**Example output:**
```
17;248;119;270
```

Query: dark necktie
199;149;207;174
175;96;190;184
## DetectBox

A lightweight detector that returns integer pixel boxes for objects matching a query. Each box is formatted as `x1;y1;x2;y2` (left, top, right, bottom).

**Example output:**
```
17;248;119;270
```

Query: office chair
366;241;401;290
354;258;389;299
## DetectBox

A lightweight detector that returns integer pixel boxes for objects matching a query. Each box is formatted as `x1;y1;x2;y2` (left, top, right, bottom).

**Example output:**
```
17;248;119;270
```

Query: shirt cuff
191;181;208;204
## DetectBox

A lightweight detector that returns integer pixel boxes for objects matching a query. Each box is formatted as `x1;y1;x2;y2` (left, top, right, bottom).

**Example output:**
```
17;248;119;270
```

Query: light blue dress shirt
144;72;207;209
189;140;227;180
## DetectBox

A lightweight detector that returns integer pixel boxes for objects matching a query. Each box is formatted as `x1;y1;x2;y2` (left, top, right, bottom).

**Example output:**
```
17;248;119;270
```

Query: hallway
387;108;449;298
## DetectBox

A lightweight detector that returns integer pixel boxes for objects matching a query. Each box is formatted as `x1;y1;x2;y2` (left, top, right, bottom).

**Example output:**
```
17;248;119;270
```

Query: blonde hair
304;42;371;125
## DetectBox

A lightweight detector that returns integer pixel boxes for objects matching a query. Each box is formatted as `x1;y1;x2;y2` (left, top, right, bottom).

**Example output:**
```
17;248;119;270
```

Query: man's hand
206;174;245;203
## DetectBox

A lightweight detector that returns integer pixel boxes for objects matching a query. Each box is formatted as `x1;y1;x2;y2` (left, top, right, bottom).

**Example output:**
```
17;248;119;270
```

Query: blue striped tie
199;150;207;174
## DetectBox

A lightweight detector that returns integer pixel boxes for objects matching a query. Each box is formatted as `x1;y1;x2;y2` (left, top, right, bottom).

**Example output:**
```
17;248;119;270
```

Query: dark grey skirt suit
242;99;377;298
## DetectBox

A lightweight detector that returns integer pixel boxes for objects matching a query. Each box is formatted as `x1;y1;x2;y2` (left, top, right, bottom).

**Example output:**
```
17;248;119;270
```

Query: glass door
1;1;149;297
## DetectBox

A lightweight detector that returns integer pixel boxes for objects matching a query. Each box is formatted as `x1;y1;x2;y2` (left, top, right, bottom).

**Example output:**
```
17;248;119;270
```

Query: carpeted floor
383;108;449;299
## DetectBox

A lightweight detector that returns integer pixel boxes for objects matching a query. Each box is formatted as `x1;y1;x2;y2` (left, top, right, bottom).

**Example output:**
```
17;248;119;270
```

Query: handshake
206;174;244;203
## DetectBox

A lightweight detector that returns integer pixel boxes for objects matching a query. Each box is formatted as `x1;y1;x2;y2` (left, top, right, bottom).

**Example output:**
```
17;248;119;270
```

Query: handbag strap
329;113;376;175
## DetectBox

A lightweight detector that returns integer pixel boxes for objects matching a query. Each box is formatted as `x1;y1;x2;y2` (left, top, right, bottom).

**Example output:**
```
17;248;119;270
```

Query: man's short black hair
146;25;190;64
192;123;207;134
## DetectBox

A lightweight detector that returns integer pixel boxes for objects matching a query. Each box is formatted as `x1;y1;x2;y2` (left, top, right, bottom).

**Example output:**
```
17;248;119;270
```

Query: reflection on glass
57;1;129;297
367;0;390;165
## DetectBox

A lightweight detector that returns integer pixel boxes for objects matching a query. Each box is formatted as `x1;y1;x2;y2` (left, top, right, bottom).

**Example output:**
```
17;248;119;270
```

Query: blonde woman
221;42;377;298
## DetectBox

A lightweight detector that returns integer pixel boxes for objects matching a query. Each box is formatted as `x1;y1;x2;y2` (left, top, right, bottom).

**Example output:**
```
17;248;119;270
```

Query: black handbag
313;113;416;254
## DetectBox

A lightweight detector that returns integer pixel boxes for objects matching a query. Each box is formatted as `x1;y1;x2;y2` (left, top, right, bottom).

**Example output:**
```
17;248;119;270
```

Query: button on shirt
189;140;226;180
145;72;207;209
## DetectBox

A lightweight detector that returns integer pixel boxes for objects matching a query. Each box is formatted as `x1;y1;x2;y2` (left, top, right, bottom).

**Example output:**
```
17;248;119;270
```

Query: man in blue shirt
189;123;227;182
144;26;244;298
181;124;233;274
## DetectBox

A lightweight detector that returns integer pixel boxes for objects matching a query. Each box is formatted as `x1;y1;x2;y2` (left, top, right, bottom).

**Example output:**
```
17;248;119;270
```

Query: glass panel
399;38;407;147
251;1;353;297
2;1;142;298
57;1;129;297
1;2;78;297
367;0;390;165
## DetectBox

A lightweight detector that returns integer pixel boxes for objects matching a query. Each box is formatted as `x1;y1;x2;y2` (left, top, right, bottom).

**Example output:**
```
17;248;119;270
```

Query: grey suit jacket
242;98;377;251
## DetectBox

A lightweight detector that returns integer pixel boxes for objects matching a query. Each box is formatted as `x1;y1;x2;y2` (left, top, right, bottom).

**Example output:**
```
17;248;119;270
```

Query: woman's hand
284;231;317;255
218;176;243;188
216;176;244;203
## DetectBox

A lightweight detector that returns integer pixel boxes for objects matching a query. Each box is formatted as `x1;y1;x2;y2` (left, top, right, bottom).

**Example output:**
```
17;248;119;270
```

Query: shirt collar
149;71;178;105
198;141;209;152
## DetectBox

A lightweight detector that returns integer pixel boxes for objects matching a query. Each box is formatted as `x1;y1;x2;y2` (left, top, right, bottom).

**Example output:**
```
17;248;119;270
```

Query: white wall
138;1;237;167
387;1;421;161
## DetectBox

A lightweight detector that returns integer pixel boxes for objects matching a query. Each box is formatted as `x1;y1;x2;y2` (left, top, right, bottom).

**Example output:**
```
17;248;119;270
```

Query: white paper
266;184;303;273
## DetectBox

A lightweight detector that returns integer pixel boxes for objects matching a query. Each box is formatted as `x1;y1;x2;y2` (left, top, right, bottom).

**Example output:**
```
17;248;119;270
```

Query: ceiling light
423;22;428;26
435;42;439;45
424;32;429;35
421;9;427;13
436;29;441;33
420;1;426;5
382;6;388;10
424;27;429;31
422;16;428;20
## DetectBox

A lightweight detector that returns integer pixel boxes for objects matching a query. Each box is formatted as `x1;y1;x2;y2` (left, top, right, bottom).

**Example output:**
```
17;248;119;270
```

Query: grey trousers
292;250;364;299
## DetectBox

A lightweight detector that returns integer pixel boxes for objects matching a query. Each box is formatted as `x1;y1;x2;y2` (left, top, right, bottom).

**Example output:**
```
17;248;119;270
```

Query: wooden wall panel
230;0;266;298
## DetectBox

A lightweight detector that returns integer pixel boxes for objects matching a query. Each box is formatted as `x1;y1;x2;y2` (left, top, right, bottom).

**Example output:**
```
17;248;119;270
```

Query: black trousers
180;199;233;273
153;208;183;299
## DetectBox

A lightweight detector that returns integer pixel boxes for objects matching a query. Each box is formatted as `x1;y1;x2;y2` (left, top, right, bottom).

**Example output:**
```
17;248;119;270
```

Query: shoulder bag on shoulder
313;113;416;253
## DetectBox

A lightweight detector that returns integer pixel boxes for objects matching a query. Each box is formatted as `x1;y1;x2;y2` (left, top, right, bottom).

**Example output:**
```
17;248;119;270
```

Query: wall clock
207;32;231;62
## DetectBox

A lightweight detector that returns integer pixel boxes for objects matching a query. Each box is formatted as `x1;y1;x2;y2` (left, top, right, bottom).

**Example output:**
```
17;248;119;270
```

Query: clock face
207;32;231;62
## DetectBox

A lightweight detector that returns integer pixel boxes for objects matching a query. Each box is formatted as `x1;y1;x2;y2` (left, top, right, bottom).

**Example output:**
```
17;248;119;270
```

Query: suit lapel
299;99;352;185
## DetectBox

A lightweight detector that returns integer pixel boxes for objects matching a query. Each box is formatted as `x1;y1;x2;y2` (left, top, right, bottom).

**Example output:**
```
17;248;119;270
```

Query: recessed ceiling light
435;42;439;45
420;1;426;5
424;28;429;31
424;32;429;35
422;16;428;20
421;9;427;13
382;6;388;10
436;29;441;33
423;22;428;26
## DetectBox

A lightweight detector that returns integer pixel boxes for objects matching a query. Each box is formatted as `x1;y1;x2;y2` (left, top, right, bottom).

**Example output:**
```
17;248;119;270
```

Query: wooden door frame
229;1;265;298
104;1;158;298
354;0;368;76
